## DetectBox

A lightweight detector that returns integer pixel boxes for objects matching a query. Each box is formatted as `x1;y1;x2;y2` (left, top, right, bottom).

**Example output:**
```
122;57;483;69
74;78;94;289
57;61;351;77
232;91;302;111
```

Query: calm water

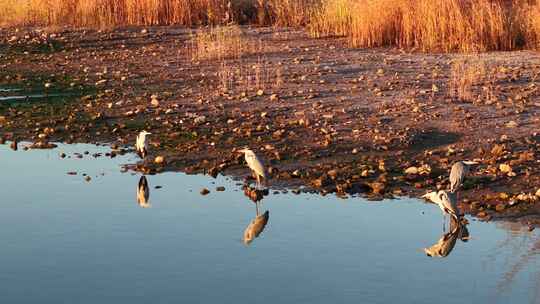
1;143;539;304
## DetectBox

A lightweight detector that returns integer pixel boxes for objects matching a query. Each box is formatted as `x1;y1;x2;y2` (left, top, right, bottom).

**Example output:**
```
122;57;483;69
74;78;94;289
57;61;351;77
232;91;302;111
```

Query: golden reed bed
2;0;540;52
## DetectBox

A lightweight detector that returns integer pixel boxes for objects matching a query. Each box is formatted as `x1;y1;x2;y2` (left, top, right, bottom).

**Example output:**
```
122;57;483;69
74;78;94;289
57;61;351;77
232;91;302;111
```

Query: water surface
0;143;539;304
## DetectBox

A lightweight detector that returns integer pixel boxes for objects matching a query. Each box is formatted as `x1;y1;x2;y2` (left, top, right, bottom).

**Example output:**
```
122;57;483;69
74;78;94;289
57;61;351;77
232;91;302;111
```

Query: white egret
237;147;267;188
136;131;151;158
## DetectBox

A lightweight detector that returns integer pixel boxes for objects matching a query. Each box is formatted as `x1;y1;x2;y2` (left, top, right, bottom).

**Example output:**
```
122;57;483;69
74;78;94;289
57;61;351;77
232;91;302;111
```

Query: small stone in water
200;188;210;195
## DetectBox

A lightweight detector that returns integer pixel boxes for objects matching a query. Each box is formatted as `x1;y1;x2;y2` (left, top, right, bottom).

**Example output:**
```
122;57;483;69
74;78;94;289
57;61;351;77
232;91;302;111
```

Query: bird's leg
256;202;260;216
443;215;447;233
256;174;261;190
250;171;256;188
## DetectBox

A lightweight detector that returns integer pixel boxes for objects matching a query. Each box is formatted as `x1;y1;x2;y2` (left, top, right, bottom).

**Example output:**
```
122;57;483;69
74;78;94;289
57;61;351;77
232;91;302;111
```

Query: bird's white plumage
136;131;151;157
422;190;459;219
238;148;266;187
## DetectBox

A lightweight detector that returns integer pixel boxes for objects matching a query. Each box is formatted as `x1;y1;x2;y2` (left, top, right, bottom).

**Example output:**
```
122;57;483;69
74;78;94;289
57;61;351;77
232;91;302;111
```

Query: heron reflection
137;175;151;208
424;218;469;258
243;185;270;245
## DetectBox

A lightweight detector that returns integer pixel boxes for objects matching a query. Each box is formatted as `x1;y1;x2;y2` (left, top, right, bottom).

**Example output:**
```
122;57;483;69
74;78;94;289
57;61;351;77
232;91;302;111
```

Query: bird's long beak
463;161;478;165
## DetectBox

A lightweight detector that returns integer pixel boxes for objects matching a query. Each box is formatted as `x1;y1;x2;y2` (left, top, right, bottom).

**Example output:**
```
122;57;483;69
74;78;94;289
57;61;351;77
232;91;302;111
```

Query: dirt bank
1;26;540;225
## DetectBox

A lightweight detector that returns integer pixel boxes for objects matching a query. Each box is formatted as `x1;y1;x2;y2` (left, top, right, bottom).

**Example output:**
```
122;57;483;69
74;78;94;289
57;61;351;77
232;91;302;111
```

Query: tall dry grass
191;25;263;61
310;0;540;52
4;0;540;53
0;0;317;27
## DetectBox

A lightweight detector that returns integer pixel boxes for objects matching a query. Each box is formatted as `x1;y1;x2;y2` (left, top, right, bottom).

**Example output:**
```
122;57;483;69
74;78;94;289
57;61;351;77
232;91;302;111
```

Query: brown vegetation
191;25;260;61
4;0;540;52
0;0;315;28
310;0;540;52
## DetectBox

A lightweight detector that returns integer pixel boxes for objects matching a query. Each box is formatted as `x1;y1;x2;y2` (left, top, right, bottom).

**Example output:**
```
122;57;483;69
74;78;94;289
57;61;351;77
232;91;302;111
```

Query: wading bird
422;190;460;230
137;175;150;208
449;161;478;192
237;147;267;188
136;131;151;158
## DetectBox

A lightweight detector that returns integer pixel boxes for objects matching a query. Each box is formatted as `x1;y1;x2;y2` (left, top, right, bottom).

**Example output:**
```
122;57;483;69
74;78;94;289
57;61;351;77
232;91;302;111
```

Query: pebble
200;188;210;195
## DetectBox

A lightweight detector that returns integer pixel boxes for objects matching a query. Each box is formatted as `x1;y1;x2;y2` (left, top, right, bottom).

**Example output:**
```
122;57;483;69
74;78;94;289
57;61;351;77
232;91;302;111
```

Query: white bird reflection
136;175;151;208
424;218;469;258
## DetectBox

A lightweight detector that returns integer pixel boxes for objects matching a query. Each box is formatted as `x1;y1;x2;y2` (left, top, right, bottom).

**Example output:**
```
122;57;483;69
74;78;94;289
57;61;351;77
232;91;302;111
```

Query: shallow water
0;93;69;101
1;143;539;304
0;85;77;102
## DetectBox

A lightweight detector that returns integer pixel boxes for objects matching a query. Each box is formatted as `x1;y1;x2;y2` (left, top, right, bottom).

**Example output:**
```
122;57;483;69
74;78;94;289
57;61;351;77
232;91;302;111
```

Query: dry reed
191;25;263;61
0;0;317;27
218;57;283;92
449;58;488;102
310;0;540;52
4;0;540;53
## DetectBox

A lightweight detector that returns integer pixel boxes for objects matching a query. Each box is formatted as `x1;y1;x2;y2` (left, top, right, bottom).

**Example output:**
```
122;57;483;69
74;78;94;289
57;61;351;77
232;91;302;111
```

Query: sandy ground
1;26;540;225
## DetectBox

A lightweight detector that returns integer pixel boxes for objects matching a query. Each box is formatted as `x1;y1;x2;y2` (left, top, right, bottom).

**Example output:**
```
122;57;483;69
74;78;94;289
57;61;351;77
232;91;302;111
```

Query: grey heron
137;175;150;208
237;147;267;188
449;160;478;192
136;131;151;158
422;190;460;230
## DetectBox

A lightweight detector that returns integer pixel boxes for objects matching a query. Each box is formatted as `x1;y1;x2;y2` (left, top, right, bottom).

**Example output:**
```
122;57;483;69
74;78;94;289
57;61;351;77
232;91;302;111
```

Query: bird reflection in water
243;185;270;245
424;218;470;258
136;175;151;208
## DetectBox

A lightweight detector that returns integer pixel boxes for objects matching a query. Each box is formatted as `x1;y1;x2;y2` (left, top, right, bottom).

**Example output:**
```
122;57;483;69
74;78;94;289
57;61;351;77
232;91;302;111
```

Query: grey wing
449;162;464;192
442;191;459;217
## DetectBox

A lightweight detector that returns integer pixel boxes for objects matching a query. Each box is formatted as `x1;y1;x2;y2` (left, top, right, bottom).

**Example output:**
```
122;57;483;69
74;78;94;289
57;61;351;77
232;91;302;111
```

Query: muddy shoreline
1;26;540;225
